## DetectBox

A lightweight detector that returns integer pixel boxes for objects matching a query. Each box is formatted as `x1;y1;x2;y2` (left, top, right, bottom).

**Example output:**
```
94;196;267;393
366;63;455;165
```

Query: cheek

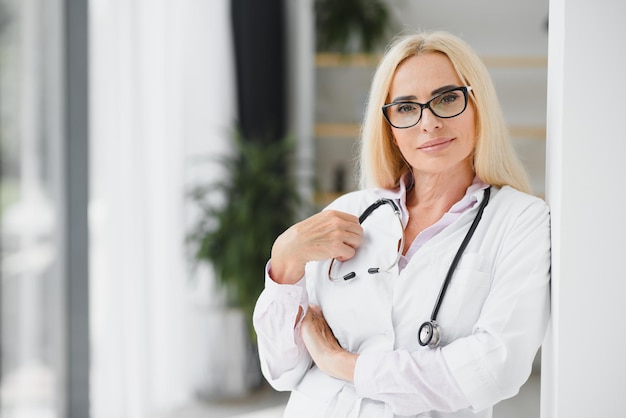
466;105;478;138
391;130;410;149
458;107;477;145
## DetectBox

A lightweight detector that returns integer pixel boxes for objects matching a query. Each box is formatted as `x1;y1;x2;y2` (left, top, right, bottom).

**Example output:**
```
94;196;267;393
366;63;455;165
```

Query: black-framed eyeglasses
382;86;472;129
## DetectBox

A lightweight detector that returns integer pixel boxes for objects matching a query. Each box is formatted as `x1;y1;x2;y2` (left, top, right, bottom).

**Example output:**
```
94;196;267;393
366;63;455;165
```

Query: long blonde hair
359;31;530;193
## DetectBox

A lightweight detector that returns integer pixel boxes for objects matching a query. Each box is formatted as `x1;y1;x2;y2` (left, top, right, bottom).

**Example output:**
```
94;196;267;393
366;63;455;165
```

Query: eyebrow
391;84;460;103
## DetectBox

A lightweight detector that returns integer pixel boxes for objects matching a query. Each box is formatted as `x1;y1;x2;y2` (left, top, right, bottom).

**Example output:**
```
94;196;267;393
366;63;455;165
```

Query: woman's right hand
269;210;363;284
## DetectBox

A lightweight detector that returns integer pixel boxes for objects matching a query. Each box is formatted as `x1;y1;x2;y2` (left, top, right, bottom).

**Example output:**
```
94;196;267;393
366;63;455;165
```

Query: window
1;1;89;417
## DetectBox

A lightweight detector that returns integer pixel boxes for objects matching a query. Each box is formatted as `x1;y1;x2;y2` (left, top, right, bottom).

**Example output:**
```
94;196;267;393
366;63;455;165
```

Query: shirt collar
373;173;489;217
450;176;490;213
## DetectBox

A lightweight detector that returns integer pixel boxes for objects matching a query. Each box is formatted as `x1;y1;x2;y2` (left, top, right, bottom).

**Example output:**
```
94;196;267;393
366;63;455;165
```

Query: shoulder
491;185;548;210
324;189;383;216
489;185;550;224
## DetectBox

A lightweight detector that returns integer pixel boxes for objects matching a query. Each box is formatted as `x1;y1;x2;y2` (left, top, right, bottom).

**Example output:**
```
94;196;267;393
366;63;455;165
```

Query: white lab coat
254;185;551;418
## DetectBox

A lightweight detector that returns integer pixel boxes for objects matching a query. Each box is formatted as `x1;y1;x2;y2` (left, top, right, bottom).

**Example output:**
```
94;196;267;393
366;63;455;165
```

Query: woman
253;31;550;417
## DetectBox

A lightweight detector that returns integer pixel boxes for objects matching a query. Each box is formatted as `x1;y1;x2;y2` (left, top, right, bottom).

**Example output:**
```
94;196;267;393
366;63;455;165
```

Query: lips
418;137;455;151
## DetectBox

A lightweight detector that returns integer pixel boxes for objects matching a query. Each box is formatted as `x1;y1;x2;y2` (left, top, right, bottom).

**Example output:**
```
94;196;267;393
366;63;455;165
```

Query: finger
308;304;322;316
318;213;363;248
274;210;364;269
322;211;363;236
333;245;357;262
305;210;359;231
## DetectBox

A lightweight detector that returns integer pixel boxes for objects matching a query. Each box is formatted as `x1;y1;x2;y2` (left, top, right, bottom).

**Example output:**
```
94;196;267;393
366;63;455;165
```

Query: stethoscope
327;198;404;281
327;187;491;348
418;186;491;347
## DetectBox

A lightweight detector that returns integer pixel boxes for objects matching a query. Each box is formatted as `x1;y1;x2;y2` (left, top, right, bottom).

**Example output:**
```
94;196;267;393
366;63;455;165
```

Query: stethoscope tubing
328;198;404;282
326;187;492;348
418;186;491;347
358;198;400;223
429;186;491;321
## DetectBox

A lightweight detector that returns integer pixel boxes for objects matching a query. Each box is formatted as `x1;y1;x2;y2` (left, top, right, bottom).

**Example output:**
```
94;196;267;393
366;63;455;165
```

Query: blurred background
0;0;548;417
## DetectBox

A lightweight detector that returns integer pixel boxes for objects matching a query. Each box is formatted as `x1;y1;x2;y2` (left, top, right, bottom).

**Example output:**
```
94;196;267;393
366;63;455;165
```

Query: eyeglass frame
381;86;473;129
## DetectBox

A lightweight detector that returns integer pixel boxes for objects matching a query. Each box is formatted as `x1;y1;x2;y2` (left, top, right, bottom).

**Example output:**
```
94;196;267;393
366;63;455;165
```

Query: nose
419;106;442;132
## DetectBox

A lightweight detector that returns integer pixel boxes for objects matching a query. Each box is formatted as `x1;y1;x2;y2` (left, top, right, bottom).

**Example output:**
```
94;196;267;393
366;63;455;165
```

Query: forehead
390;52;462;99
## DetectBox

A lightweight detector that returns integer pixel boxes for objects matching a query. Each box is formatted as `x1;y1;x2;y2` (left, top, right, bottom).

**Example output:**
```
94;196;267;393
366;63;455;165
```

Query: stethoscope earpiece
418;321;441;347
328;198;404;282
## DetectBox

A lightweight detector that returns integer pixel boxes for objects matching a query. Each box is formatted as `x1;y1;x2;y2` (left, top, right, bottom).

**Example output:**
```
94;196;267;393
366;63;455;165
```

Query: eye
438;91;461;105
396;103;419;113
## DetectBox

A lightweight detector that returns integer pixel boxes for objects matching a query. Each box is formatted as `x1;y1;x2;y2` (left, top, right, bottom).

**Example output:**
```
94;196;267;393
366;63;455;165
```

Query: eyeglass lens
383;87;469;129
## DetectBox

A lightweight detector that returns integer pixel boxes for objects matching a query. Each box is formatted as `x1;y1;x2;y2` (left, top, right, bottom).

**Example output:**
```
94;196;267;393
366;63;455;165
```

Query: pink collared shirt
374;175;488;270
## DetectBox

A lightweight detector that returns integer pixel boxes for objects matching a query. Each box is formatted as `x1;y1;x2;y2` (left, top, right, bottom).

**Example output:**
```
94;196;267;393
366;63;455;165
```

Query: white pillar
542;0;626;416
285;0;315;208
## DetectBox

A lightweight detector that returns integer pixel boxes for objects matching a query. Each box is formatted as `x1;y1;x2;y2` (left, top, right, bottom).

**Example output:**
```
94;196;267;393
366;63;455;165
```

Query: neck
407;165;475;213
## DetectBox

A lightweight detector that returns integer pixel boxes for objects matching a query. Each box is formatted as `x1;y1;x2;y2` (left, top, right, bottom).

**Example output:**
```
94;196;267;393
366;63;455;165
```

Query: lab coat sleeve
252;261;313;391
354;348;472;415
353;198;551;415
442;199;551;410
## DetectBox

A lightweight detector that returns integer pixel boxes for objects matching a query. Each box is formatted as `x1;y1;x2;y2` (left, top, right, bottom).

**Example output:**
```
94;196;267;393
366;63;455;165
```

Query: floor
161;371;540;418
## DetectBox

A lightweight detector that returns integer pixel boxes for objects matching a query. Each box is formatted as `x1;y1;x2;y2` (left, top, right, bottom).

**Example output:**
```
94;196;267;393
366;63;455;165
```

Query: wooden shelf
316;53;547;69
316;53;382;67
481;55;547;68
315;123;361;138
509;125;546;139
314;191;344;207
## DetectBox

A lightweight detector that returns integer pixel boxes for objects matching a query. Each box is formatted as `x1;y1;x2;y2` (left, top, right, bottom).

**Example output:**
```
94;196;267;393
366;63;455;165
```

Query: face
387;52;476;178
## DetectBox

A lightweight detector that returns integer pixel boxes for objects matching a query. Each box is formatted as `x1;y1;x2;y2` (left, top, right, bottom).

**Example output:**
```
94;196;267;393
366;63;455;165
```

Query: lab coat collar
372;173;490;225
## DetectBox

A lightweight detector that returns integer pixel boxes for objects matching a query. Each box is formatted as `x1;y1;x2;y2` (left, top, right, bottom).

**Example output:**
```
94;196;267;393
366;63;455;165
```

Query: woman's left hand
301;305;358;382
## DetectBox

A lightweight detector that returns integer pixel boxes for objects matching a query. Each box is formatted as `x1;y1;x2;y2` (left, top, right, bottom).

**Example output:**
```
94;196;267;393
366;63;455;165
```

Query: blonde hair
359;31;530;193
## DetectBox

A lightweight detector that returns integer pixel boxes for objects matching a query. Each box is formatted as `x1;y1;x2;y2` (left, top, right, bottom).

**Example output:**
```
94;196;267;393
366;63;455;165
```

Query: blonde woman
253;31;550;417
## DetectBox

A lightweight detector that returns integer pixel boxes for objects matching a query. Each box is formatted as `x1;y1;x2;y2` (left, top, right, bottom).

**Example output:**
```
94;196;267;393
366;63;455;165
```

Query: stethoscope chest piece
418;320;441;347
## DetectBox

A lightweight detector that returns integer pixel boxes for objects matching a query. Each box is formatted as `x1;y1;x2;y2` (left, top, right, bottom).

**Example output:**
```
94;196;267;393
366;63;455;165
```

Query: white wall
542;0;626;416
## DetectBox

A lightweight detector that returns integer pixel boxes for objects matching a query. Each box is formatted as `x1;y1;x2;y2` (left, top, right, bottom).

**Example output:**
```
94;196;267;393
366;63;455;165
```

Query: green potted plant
315;0;394;53
187;131;300;334
186;131;300;399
